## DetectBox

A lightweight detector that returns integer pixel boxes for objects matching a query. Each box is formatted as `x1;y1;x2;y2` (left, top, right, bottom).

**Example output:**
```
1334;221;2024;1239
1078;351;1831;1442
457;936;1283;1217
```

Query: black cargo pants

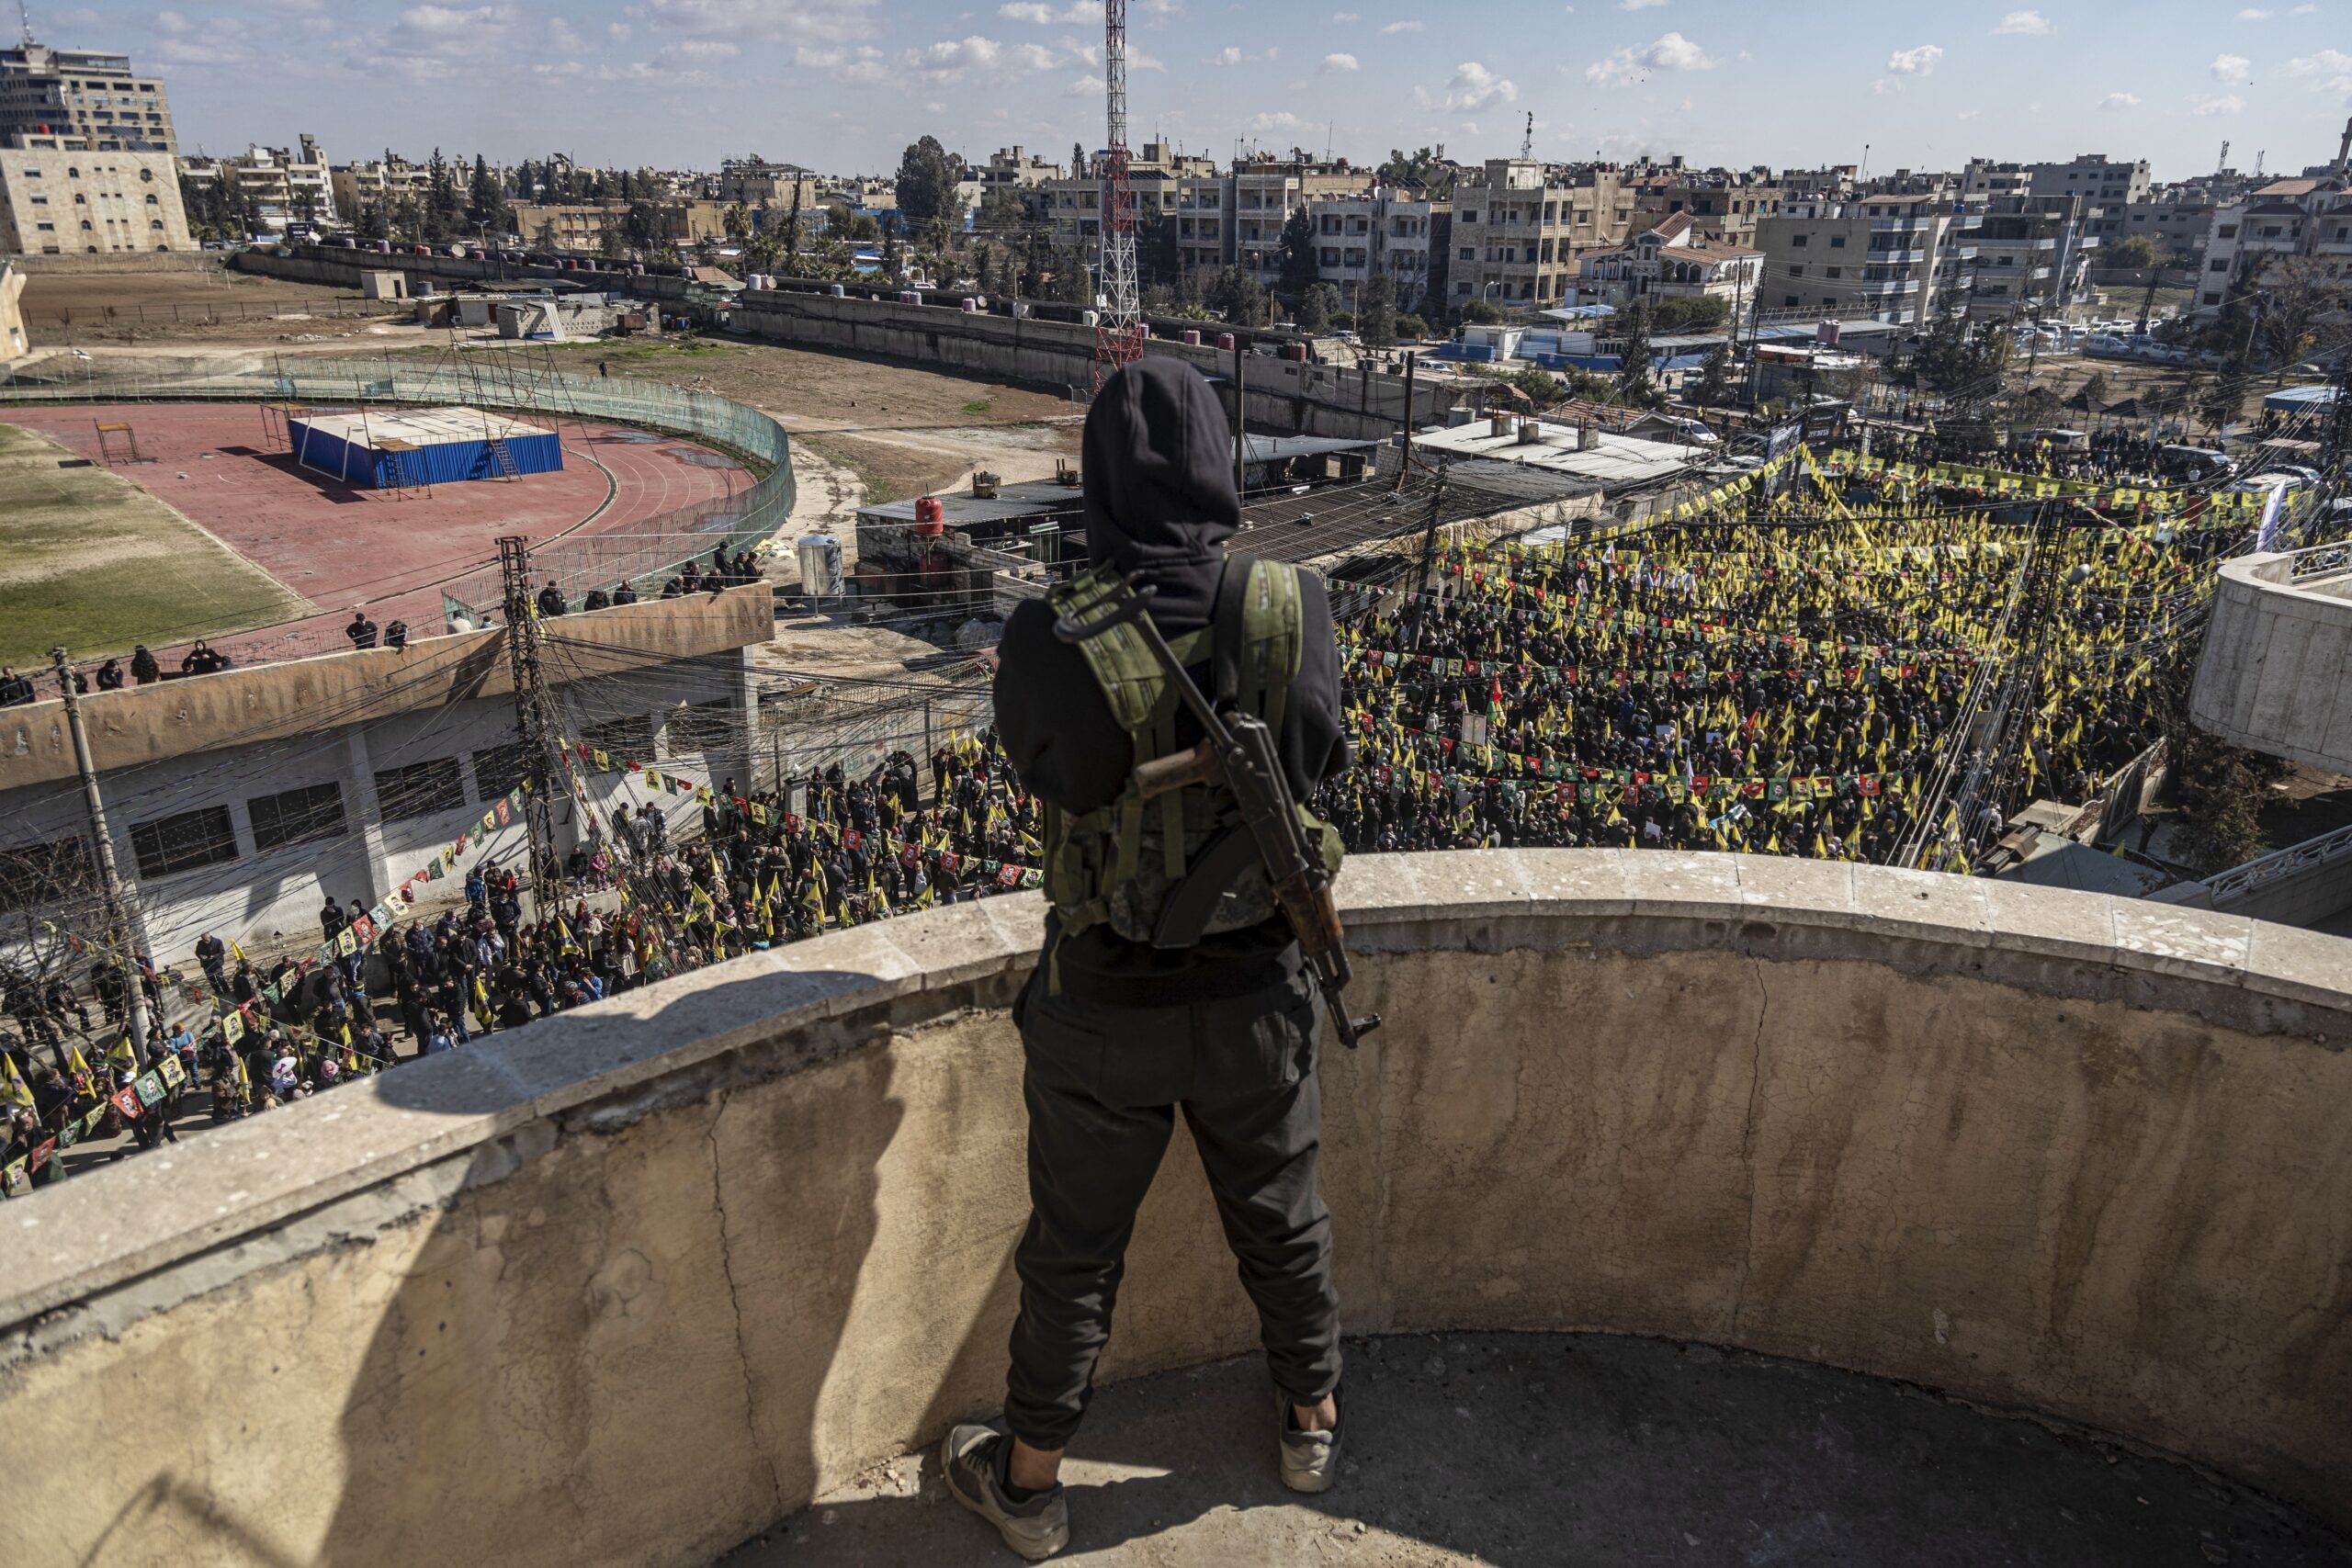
1003;964;1342;1450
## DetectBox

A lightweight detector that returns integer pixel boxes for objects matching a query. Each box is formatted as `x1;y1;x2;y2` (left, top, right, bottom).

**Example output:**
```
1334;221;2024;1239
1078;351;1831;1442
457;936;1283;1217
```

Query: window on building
470;742;532;800
662;700;736;756
130;806;239;878
2209;258;2227;272
1788;264;1804;277
1826;266;1841;278
374;758;467;824
0;834;93;914
1791;232;1807;247
582;714;657;764
248;782;347;852
1783;295;1799;307
2216;224;2237;239
1829;234;1846;248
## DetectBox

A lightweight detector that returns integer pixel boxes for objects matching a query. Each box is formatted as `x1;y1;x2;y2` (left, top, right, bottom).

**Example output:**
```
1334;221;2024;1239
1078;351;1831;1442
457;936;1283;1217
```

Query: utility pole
1232;327;1247;496
50;649;153;1064
1398;349;1418;481
495;536;571;919
1408;465;1451;652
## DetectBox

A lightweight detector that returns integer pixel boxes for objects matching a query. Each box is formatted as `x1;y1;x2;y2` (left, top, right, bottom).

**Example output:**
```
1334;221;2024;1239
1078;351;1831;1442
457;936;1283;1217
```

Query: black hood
1082;358;1238;576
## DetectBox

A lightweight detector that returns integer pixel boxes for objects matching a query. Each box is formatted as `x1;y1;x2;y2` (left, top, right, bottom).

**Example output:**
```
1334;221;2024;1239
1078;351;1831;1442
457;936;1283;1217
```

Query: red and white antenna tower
1092;0;1144;391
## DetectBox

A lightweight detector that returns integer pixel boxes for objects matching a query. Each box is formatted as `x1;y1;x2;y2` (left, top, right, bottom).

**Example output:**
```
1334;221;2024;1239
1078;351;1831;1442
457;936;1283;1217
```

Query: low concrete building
0;586;773;965
0;130;188;254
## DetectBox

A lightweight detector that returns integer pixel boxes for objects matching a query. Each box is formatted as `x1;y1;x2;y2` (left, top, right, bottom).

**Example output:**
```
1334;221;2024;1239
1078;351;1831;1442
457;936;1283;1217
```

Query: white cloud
2290;2;2315;11
2286;49;2352;94
1886;43;1942;74
669;38;739;59
2098;91;2139;108
2192;93;2244;116
1332;8;1360;17
1585;30;1714;85
1620;0;1666;8
1380;18;1424;32
636;0;879;46
1211;45;1242;66
1010;41;1058;71
2235;6;2270;17
1446;60;1519;110
1991;9;2052;34
998;1;1092;20
399;4;498;34
2210;52;2250;80
1322;51;1360;72
1956;108;1983;120
1250;110;1304;132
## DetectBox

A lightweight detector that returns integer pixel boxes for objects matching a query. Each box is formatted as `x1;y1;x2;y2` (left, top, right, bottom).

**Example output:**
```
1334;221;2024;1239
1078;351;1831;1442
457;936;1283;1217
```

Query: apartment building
1304;186;1433;307
2117;195;2216;260
2197;176;2352;313
1574;211;1762;311
1624;165;1783;246
713;158;820;212
1966;197;2099;320
179;134;338;231
972;146;1061;190
0;40;175;154
1755;194;1976;324
510;199;735;253
332;156;434;219
1449;158;1636;308
0;132;190;254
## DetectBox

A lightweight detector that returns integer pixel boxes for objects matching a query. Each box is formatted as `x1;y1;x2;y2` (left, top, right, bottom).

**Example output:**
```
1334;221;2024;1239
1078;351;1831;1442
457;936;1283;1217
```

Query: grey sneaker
1275;1386;1341;1494
942;1423;1070;1562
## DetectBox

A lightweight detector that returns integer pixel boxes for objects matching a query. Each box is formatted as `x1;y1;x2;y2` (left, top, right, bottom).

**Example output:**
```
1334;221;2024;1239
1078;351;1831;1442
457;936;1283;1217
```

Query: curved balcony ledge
2;852;2348;1567
2190;546;2352;772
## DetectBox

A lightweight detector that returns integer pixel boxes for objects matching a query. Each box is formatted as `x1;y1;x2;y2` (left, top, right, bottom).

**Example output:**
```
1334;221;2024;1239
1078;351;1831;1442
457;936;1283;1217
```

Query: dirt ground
16;265;397;343
519;335;1084;502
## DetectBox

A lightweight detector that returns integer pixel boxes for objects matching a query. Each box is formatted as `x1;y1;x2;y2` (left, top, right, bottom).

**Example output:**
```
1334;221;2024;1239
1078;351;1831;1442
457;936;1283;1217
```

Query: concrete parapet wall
2;852;2348;1566
0;583;775;789
230;247;1456;442
2190;549;2352;773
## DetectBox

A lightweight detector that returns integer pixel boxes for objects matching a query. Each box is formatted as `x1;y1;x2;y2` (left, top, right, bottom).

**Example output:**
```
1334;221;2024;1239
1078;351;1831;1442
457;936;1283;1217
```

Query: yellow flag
230;941;247;963
107;1036;137;1069
0;1053;32;1110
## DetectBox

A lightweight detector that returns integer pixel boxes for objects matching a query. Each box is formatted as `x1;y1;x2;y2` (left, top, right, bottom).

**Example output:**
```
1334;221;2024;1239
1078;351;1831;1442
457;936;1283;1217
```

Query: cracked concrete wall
2;852;2348;1566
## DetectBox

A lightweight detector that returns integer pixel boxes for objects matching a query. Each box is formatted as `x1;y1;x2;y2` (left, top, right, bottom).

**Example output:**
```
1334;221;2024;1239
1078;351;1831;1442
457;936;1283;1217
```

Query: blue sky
39;0;2352;179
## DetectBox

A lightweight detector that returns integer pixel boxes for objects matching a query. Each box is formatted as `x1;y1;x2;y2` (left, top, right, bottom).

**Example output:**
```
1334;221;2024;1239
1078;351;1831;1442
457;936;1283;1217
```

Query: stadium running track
8;401;752;669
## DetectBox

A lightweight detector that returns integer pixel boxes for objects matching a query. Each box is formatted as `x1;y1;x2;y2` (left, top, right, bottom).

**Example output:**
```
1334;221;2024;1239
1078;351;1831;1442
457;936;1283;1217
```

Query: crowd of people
2;451;2260;1190
2;732;1052;1189
1315;469;2208;868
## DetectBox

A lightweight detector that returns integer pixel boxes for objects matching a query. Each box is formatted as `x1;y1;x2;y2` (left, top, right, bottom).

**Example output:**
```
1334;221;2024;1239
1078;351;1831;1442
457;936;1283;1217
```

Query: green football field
0;420;311;670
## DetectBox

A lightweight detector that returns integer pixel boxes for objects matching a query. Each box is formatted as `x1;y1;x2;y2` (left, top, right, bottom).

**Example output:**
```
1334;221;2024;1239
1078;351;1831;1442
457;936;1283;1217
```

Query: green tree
849;211;880;243
424;148;461;241
1375;146;1455;197
1614;302;1658;406
1359;261;1396;347
896;134;961;228
975;186;1027;231
466;153;507;234
1460;299;1504;325
1277;207;1319;299
1205;265;1272;326
1690;340;1736;407
1295;281;1338;333
1394;312;1428;342
2106;234;2158;270
1650;294;1730;333
722;201;753;244
785;185;803;259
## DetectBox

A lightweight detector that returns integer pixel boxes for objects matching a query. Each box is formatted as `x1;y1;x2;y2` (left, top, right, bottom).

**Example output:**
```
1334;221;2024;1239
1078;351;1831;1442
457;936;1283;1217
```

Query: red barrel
1283;343;1307;362
1182;329;1202;345
914;496;945;536
1216;333;1236;352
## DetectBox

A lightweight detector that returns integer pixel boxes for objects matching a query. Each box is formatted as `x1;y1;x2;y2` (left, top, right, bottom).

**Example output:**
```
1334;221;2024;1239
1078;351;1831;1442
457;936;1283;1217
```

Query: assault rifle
1053;573;1380;1048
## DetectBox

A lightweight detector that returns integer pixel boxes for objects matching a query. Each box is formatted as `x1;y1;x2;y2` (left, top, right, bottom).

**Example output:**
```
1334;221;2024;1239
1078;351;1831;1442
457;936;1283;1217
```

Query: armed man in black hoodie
943;358;1350;1560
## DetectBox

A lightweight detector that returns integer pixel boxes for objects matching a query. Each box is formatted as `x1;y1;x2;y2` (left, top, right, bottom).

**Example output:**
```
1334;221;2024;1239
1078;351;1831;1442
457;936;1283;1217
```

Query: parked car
2157;445;2234;481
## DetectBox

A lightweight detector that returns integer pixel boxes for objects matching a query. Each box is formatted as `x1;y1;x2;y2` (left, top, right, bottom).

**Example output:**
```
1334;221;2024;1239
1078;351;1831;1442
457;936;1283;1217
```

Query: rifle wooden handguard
1134;740;1223;800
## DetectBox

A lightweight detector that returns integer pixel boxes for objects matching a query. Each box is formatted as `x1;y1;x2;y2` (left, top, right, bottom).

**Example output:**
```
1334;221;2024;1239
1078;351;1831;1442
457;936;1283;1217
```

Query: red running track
9;402;751;668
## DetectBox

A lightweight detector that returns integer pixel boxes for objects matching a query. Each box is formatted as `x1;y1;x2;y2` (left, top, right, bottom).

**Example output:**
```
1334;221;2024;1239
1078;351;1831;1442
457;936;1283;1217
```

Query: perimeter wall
2;852;2347;1567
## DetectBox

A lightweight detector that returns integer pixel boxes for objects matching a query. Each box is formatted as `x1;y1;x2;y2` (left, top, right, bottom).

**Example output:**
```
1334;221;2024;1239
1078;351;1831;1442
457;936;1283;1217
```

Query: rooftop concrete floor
722;1334;2352;1568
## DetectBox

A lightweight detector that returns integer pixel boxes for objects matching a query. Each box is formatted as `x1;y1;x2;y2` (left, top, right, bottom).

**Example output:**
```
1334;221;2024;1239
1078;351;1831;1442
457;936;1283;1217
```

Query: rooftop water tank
797;535;844;604
913;496;947;536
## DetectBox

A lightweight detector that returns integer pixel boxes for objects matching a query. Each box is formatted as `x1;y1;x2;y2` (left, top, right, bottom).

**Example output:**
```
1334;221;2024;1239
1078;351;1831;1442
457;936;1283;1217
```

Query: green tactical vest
1041;556;1345;950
